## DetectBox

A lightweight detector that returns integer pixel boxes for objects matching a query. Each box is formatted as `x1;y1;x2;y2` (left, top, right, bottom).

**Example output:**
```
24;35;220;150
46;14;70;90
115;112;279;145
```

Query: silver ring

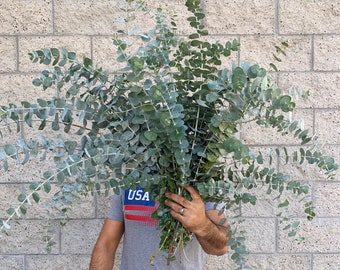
179;208;185;215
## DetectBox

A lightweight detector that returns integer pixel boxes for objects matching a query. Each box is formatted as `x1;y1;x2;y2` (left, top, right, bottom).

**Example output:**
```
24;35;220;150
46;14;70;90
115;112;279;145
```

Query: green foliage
0;0;338;268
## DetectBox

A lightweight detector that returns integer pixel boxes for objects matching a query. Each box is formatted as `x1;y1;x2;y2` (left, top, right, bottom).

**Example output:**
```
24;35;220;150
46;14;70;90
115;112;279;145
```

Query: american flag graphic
124;188;159;227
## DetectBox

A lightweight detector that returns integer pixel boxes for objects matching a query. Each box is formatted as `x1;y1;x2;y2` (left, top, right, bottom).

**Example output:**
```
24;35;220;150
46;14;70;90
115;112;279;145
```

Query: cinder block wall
0;1;339;269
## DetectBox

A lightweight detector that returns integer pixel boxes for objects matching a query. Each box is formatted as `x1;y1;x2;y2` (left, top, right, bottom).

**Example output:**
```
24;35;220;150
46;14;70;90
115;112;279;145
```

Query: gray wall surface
0;0;339;269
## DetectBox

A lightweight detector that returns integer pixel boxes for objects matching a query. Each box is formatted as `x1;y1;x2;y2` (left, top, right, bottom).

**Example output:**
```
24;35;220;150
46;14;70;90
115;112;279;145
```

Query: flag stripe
125;205;157;211
125;214;158;226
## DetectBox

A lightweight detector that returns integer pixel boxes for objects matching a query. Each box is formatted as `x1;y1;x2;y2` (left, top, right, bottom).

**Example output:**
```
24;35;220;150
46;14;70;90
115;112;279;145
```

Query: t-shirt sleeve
107;191;124;222
204;201;225;211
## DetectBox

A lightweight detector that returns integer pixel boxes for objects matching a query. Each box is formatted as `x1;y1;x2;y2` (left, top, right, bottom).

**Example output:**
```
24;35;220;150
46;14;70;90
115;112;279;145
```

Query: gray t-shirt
107;187;218;270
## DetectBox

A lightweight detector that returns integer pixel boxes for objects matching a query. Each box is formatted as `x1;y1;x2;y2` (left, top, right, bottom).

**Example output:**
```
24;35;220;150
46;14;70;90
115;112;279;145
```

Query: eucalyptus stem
166;220;181;265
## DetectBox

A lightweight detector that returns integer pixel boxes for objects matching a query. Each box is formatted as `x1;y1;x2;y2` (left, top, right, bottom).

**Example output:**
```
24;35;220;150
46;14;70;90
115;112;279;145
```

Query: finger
165;192;189;207
164;198;183;212
169;209;185;223
184;186;201;201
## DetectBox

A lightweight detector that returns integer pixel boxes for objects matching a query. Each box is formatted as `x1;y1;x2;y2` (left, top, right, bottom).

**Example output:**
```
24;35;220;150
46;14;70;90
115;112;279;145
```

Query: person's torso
120;188;205;270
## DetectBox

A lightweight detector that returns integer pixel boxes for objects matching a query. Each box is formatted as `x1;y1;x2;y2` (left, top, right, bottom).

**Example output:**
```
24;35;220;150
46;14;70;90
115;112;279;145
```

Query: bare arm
194;209;229;255
165;186;229;255
89;218;124;270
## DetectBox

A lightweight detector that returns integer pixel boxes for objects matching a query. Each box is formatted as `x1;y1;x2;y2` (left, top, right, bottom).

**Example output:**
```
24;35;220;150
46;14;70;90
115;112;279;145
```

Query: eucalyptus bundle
0;0;337;268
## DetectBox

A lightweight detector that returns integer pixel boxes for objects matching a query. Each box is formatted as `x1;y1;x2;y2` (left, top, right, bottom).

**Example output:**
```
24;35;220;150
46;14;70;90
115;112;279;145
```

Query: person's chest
123;188;159;227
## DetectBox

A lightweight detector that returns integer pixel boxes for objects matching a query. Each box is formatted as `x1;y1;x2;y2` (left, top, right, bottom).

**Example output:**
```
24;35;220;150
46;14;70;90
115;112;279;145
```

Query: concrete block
204;246;311;269
239;36;312;72
54;0;121;35
1;171;95;219
96;193;113;218
279;148;332;181
0;153;52;195
0;255;24;270
241;108;314;146
279;0;340;34
278;218;340;253
153;0;194;34
314;182;340;217
204;253;230;270
247;254;311;270
0;158;53;184
26;255;90;270
18;36;91;72
0;0;52;35
131;0;193;35
56;0;263;35
54;0;190;36
0;127;24;154
0;37;17;72
278;72;340;109
0;74;50;104
240;121;289;145
321;145;340;180
92;36;142;73
241;185;309;218
26;182;95;220
313;254;340;270
92;36;120;72
315;110;340;144
204;0;274;35
314;36;340;71
234;218;276;253
22;111;86;142
0;183;23;218
61;219;104;254
0;220;59;254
